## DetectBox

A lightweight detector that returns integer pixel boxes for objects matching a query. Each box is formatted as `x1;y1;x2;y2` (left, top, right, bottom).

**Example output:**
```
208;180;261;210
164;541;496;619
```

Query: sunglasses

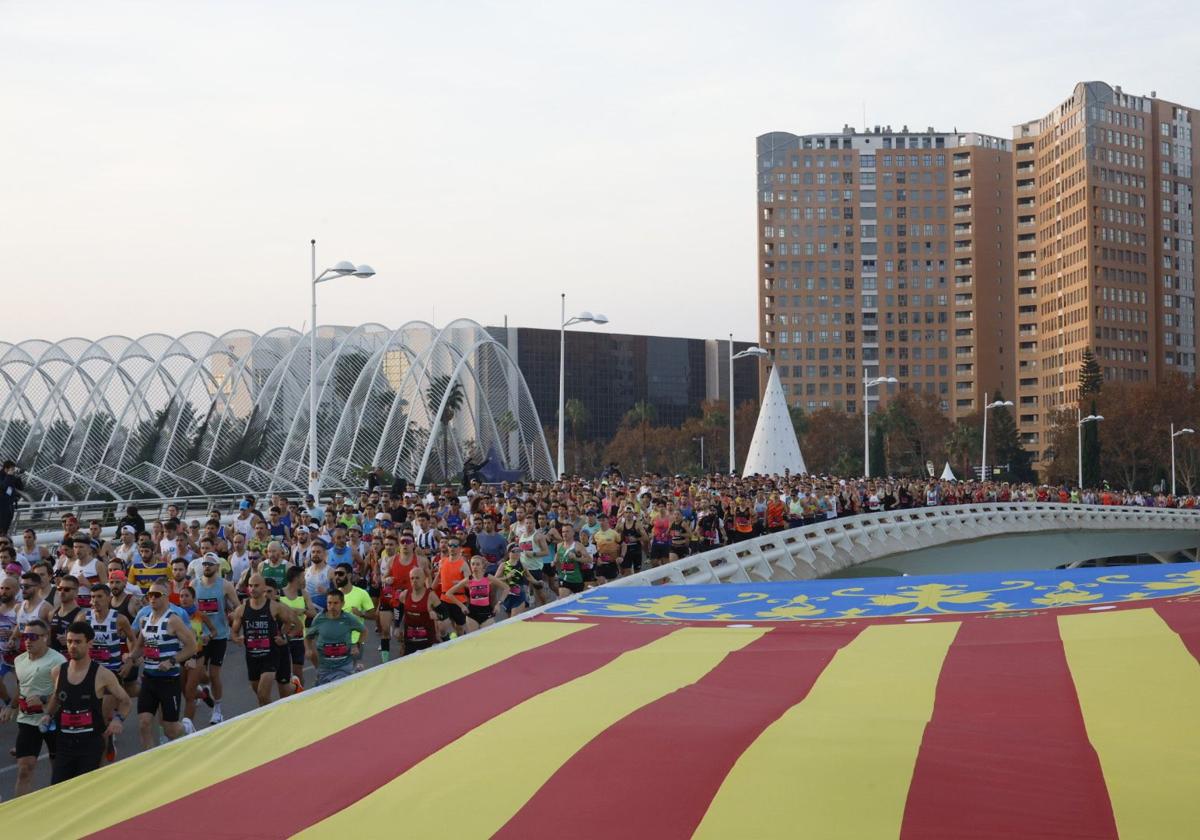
147;592;165;599
21;632;45;641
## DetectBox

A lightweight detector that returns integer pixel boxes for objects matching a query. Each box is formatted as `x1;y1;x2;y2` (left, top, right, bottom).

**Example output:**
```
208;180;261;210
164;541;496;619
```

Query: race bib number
144;645;160;662
405;626;428;641
60;710;93;728
197;597;220;613
90;646;111;661
321;642;349;658
246;637;271;652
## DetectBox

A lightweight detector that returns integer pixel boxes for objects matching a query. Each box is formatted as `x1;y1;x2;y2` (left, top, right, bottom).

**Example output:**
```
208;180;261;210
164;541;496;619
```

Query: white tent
742;366;807;477
940;462;957;481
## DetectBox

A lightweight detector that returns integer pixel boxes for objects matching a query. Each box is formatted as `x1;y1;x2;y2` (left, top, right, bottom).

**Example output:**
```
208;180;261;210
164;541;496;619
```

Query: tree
1079;347;1103;488
622;401;657;473
564;398;589;474
987;393;1035;482
800;408;863;475
426;374;465;480
944;420;980;479
1079;347;1103;396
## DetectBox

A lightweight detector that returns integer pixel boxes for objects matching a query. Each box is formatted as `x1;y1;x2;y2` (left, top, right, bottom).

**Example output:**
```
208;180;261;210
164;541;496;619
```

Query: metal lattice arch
0;320;554;501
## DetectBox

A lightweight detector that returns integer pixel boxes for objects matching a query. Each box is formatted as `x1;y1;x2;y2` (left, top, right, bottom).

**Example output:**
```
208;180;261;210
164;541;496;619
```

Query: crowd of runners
1;469;1196;797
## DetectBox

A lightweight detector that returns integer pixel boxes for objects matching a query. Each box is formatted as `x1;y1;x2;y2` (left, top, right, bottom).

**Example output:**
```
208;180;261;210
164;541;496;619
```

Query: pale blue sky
3;1;1198;344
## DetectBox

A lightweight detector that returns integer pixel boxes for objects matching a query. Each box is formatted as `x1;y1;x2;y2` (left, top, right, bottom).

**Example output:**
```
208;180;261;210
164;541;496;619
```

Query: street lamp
862;375;897;478
1076;408;1104;490
1171;423;1195;496
693;436;705;474
980;393;1014;480
558;294;608;478
309;239;375;499
728;336;770;474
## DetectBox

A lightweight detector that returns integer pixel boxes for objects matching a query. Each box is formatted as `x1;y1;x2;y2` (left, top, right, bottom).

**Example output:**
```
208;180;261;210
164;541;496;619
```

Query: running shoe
182;717;196;735
209;707;224;725
199;684;214;708
290;675;304;693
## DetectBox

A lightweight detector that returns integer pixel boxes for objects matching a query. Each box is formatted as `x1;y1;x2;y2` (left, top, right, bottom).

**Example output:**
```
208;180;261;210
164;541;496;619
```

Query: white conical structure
940;462;957;481
742;366;807;476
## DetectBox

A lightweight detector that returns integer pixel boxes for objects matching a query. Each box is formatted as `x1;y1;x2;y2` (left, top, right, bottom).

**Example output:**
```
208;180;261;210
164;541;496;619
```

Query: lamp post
693;436;705;474
1076;407;1104;490
980;393;1014;481
1171;423;1195;496
862;375;897;478
310;239;375;500
728;336;770;475
558;294;608;478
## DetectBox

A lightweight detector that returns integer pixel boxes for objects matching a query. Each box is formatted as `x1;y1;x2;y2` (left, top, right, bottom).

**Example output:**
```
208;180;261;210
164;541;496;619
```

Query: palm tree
623;400;657;473
564;398;589;474
426;374;466;480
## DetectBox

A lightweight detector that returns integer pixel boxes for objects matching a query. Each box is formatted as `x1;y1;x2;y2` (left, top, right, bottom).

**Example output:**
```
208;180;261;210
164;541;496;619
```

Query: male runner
230;573;298;707
43;620;130;784
4;618;64;797
84;584;135;761
304;589;364;685
192;553;238;724
128;584;197;748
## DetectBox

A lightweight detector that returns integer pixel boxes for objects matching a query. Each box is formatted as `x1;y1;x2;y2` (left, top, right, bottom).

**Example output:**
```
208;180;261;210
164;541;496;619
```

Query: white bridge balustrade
609;503;1200;587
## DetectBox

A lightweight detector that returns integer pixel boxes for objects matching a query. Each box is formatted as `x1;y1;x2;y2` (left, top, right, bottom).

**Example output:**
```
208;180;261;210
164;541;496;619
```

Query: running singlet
68;558;102;608
49;605;82;653
467;578;491;608
403;589;436;644
278;593;307;639
87;609;123;672
384;556;416;608
140;610;182;678
438;558;469;606
56;660;104;741
261;562;288;594
241;600;277;659
193;577;230;640
14;599;44;656
305;565;331;611
329;544;353;568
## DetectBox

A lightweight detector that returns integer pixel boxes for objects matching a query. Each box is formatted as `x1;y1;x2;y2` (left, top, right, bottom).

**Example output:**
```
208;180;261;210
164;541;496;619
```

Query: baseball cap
108;570;127;581
201;552;220;566
295;525;310;534
120;524;136;535
239;500;250;509
374;512;388;521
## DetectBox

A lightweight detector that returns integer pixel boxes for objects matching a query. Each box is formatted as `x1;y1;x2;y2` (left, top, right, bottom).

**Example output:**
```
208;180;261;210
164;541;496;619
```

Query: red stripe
494;623;863;840
89;621;673;839
900;614;1117;840
1154;599;1200;664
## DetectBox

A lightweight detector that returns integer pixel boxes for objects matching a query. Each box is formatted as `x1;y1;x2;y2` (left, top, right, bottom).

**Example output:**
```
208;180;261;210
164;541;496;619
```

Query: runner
331;565;374;647
554;524;587;596
278;567;315;690
127;541;169;595
447;556;507;630
4;618;63;797
304;542;333;613
193;553;238;723
304;589;364;685
84;584;135;762
177;585;215;730
498;547;533;618
229;574;298;706
43;620;130;784
433;536;469;637
594;514;622;582
400;566;440;656
48;575;84;653
128;584;197;748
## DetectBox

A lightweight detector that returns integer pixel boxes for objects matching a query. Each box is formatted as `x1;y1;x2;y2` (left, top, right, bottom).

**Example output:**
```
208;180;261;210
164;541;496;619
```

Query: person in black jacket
0;460;24;535
116;504;146;536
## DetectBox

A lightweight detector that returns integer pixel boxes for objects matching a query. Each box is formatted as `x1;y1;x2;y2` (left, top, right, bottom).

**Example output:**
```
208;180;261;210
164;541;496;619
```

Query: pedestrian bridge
614;502;1200;587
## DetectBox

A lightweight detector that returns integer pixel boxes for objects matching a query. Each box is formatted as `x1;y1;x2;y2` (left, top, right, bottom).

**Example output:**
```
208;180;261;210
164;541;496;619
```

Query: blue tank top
329;544;353;568
193;577;230;640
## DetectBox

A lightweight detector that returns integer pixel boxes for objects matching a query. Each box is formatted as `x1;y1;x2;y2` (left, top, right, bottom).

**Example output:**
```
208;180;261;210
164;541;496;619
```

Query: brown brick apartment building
757;81;1196;467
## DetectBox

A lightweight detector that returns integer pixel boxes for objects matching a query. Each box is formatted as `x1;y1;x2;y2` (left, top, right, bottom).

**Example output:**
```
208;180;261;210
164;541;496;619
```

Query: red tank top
403;589;436;642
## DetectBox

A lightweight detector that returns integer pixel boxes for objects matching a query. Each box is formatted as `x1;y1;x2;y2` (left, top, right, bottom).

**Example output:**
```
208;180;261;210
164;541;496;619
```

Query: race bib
405;626;428;641
90;646;111;661
198;597;220;613
60;710;93;728
144;645;160;661
321;642;349;658
246;637;271;652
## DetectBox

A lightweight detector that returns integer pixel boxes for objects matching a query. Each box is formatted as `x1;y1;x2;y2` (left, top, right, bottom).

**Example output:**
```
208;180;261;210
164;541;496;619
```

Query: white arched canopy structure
0;321;554;501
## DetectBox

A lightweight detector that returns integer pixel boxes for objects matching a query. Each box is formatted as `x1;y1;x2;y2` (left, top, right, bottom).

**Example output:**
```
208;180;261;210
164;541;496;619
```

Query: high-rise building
1012;82;1196;461
756;126;1014;422
759;81;1198;471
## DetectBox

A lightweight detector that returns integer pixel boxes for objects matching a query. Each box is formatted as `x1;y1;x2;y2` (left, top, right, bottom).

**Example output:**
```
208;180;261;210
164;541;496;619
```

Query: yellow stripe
695;621;959;840
1059;608;1200;840
297;626;768;838
2;621;587;839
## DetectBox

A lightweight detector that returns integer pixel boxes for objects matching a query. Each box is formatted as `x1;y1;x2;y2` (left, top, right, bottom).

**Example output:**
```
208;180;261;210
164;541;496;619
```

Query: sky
3;0;1199;346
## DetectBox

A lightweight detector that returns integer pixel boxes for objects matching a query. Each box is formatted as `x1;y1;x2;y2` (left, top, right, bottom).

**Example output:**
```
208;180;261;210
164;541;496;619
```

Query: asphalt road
0;631;387;798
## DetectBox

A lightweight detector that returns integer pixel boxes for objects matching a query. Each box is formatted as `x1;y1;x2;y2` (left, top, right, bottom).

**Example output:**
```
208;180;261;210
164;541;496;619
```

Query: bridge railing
605;503;1200;588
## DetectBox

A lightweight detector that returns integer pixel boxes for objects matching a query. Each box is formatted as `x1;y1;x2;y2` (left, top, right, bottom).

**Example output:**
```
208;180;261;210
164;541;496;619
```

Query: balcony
1016;180;1036;192
954;311;975;322
955;347;975;358
953;189;973;200
953;208;973;218
1019;325;1038;337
